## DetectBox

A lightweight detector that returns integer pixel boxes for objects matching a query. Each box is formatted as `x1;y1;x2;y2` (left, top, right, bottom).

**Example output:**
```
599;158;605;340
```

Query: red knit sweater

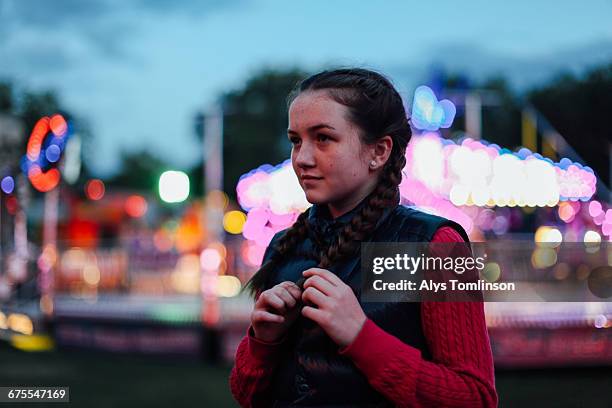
229;227;498;407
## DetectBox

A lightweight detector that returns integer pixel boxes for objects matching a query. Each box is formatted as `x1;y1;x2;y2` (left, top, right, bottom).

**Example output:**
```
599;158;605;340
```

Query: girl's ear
370;135;393;168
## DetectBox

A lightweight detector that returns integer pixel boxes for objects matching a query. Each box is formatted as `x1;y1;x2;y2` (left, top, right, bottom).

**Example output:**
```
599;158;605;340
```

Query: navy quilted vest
261;202;468;407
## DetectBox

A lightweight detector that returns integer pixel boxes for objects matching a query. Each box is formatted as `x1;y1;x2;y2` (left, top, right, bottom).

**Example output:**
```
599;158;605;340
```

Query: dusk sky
2;0;611;176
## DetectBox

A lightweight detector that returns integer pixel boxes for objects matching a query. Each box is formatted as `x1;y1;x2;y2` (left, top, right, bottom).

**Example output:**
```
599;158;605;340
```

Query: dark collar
307;197;368;233
306;196;397;244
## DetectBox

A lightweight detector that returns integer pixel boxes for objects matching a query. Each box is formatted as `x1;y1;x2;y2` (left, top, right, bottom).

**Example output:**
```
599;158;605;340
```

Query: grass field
1;343;611;407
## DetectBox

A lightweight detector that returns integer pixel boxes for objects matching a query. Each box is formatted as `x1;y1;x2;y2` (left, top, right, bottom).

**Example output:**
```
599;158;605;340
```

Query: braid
244;209;311;298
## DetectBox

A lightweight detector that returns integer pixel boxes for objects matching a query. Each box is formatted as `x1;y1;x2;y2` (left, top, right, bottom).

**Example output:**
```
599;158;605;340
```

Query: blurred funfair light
235;161;308;264
236;160;309;213
1;176;15;194
21;114;70;192
402;134;596;208
411;86;456;131
587;200;612;239
85;179;105;201
237;131;599;264
124;195;148;218
159;171;190;203
237;161;307;245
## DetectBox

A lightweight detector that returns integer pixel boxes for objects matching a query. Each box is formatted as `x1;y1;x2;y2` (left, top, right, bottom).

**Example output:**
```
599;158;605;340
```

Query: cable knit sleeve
229;324;288;407
338;226;498;407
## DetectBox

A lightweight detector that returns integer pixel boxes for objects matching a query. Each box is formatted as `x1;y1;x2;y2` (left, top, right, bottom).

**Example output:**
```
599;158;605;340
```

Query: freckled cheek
319;158;334;172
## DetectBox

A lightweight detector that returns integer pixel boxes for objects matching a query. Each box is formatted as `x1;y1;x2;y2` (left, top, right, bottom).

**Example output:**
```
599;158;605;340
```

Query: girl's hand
251;281;302;343
301;268;367;348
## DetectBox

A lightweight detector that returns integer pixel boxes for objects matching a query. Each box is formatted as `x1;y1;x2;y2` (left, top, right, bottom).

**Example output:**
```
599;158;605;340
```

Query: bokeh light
6;196;18;215
552;263;571;280
403;134;595;207
411;86;456;131
153;229;174;252
535;226;563;247
85;179;105;201
26;117;50;161
584;230;601;244
216;275;242;297
531;248;558;269
480;262;502;283
223;210;247;234
28;166;61;192
171;254;200;294
7;313;33;335
588;200;603;217
40;295;54;315
83;264;101;286
23;115;69;193
1;176;15;194
38;244;58;272
207;241;227;260
49;114;68;136
174;213;203;253
594;315;609;329
241;241;266;267
159;171;190;203
124;195;148;218
558;202;576;223
200;247;222;271
45;144;61;163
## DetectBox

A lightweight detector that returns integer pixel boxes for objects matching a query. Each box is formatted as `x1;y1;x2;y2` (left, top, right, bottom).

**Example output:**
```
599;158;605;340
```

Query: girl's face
288;90;381;218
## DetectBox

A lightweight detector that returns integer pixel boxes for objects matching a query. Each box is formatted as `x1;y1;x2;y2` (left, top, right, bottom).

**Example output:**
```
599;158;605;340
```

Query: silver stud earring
370;160;377;168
